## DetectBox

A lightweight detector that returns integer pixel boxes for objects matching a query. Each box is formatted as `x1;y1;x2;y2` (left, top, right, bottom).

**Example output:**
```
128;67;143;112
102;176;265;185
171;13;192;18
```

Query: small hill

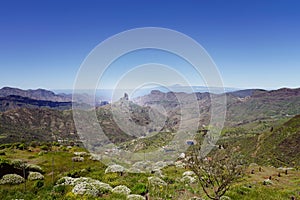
254;115;300;166
0;108;77;144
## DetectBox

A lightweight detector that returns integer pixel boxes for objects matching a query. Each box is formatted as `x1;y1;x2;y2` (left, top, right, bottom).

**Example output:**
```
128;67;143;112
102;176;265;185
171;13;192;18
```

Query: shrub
0;158;9;165
53;185;67;194
72;156;84;162
182;171;195;177
11;159;25;169
174;161;185;168
40;145;49;151
17;143;26;150
131;183;147;195
72;180;112;196
34;180;44;189
127;194;146;200
148;177;167;186
56;176;113;196
0;174;25;185
26;164;44;173
105;164;126;174
28;172;44;180
30;141;38;148
74;152;89;157
180;175;197;184
52;142;60;146
66;169;88;178
112;185;131;195
72;182;99;196
163;176;175;184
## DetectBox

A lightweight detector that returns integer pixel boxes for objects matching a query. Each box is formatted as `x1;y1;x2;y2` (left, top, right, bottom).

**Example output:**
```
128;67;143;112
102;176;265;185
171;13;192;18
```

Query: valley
0;87;299;199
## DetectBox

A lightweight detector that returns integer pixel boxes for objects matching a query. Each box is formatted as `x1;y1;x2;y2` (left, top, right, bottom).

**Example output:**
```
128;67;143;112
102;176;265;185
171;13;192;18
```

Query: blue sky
0;0;300;90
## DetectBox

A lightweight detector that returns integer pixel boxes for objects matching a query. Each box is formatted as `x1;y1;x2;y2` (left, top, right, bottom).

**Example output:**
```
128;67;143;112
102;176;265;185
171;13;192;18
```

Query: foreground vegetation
0;142;299;200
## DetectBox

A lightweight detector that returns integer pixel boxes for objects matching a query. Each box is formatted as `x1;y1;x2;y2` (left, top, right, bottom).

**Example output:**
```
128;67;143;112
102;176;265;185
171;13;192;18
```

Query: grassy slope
0;143;299;200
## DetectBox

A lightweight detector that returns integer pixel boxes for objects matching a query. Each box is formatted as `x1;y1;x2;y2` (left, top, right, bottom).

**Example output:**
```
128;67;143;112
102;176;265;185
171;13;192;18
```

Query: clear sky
0;0;300;90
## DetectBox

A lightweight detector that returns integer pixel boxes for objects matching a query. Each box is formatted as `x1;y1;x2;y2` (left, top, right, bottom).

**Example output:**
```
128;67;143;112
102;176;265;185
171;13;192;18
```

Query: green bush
34;180;44;189
53;185;67;194
0;158;10;166
30;141;39;148
131;183;147;195
66;169;88;178
40;145;49;151
17;143;26;150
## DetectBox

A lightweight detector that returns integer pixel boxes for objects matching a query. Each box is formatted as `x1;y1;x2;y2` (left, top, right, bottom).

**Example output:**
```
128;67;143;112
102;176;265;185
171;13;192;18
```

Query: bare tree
186;147;245;200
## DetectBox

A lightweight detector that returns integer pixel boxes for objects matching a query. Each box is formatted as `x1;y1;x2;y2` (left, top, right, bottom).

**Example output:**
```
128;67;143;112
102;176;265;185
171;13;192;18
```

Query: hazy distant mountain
133;87;300;127
0;87;71;102
55;85;239;102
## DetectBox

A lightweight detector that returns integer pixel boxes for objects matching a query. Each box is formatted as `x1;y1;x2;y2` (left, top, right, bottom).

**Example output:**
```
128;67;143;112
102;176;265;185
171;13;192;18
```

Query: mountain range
0;86;300;166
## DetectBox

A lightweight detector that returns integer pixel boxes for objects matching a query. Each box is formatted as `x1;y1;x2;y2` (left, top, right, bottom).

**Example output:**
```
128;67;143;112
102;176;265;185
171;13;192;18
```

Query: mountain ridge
0;87;71;102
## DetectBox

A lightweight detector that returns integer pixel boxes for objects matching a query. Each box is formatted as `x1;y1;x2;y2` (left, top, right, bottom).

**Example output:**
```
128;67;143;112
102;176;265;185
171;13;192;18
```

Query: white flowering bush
56;176;112;196
74;152;89;157
105;164;125;174
175;160;185;168
72;156;84;162
127;194;146;200
182;171;195;177
153;161;167;170
180;175;197;184
148;176;167;186
152;169;164;178
131;161;150;172
128;167;142;173
28;172;44;181
11;159;25;169
72;182;99;196
112;185;131;195
0;174;24;185
26;164;44;173
56;176;75;185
